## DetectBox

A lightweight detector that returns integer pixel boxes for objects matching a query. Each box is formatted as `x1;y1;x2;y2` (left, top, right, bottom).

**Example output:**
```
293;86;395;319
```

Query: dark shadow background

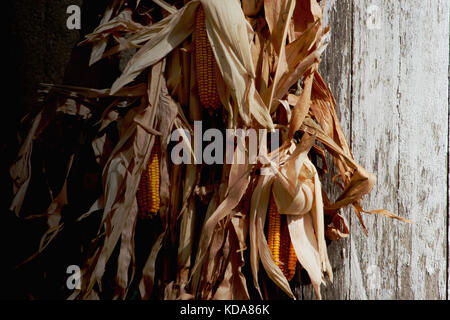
2;0;115;299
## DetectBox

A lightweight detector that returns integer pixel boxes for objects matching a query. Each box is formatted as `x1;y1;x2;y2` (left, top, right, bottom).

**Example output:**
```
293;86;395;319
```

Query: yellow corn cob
194;5;221;110
287;242;297;281
268;197;281;265
267;197;297;281
137;138;161;218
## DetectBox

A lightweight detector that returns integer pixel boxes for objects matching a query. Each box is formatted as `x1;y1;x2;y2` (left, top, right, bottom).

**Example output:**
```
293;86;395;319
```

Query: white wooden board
299;0;449;300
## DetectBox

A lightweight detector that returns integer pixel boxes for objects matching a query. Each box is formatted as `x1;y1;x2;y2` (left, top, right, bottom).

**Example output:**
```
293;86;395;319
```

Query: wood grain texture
350;0;402;300
305;0;449;299
395;0;449;300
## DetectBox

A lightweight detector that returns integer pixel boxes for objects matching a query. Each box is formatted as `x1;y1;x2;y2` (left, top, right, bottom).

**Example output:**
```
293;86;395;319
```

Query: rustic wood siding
299;0;449;300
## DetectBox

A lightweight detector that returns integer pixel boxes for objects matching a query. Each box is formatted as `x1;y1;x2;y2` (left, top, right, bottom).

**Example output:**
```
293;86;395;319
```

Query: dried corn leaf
10;112;42;216
111;1;200;94
87;0;126;66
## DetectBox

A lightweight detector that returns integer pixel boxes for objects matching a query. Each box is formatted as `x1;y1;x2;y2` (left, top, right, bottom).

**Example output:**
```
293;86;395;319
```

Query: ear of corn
194;5;221;110
287;242;297;281
267;197;297;281
268;197;281;265
137;138;161;218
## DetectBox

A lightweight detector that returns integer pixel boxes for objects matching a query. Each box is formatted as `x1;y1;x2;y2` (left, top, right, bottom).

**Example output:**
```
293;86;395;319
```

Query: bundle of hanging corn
9;0;411;300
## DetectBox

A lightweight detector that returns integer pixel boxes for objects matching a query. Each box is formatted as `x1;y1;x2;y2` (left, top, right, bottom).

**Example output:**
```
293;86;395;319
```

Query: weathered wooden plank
395;0;449;300
301;0;353;300
350;0;449;300
350;0;401;300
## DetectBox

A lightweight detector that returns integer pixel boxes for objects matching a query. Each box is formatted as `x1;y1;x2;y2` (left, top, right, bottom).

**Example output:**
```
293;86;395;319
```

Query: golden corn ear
137;138;161;218
267;197;297;281
268;197;281;265
194;5;221;110
287;242;297;281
